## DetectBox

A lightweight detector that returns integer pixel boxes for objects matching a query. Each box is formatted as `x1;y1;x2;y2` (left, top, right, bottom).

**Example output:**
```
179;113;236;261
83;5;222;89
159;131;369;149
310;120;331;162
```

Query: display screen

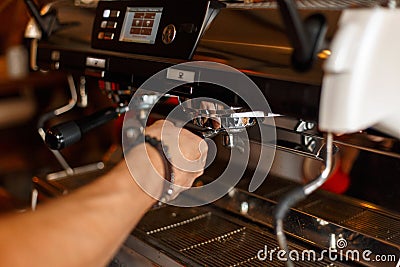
119;7;163;44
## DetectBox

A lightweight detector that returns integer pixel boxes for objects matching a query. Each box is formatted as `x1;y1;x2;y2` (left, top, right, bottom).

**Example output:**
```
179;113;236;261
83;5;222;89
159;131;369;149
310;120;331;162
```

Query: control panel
91;0;223;60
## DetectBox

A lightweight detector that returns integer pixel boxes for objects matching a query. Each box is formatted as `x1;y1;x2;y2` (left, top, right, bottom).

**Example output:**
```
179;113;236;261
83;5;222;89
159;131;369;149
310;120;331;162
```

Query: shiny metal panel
133;204;352;266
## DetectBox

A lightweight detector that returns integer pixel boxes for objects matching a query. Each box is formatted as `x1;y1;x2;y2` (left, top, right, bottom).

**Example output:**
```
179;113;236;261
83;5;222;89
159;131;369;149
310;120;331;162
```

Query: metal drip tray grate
227;0;389;9
287;189;400;245
301;198;365;224
389;233;400;244
342;211;400;242
303;197;400;244
135;206;349;267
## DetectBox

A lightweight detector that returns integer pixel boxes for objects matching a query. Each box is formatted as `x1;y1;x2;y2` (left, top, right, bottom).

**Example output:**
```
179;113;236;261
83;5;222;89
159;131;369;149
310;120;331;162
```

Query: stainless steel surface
180;98;264;150
129;180;400;267
133;205;346;266
259;117;400;160
46;162;104;181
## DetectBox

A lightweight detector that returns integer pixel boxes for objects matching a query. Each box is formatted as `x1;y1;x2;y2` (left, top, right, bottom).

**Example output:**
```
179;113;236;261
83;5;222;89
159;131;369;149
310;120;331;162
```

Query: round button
162;24;176;44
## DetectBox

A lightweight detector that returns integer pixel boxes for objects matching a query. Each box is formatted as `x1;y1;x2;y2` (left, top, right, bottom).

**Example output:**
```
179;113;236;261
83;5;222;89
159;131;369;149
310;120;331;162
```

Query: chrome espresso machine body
27;0;400;266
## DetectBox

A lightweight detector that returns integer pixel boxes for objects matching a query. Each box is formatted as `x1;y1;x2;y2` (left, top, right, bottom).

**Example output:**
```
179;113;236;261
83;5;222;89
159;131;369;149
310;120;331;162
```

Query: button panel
98;31;115;40
98;32;105;39
92;0;216;59
99;8;120;40
109;10;120;18
103;9;120;18
103;9;110;18
108;21;117;29
101;21;118;29
104;32;115;40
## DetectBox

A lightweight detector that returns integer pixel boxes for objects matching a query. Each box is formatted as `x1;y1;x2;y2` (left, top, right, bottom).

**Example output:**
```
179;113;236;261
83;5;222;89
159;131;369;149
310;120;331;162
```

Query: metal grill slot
228;0;388;9
137;207;209;232
177;226;345;267
342;211;400;243
300;199;365;224
180;229;276;266
146;212;211;235
180;227;246;252
136;207;349;267
388;232;400;244
147;215;245;252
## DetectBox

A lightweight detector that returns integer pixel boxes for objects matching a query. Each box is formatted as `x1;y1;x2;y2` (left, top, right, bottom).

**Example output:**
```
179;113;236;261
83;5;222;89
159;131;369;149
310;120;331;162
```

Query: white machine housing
320;7;400;138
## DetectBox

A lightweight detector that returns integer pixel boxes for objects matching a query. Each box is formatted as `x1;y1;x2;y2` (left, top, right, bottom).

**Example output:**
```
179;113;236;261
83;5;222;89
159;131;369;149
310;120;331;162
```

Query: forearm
0;144;159;267
0;119;206;267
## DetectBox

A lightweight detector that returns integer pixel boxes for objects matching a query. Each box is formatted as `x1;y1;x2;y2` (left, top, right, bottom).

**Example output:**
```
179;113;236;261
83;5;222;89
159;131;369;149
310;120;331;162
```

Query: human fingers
145;120;207;171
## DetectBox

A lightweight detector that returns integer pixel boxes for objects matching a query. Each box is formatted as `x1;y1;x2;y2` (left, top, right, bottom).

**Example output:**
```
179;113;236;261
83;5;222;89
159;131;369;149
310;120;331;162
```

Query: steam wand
274;132;334;267
271;2;331;265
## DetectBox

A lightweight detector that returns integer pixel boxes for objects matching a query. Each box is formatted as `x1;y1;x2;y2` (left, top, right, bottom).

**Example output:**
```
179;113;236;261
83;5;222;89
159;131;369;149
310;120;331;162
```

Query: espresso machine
25;0;400;266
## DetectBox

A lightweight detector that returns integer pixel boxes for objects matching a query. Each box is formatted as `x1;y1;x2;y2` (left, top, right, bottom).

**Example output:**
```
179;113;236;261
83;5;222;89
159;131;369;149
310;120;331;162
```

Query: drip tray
131;206;351;267
122;177;400;267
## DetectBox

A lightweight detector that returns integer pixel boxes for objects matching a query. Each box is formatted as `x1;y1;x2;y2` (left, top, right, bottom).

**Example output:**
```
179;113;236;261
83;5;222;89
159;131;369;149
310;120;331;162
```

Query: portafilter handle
45;106;125;150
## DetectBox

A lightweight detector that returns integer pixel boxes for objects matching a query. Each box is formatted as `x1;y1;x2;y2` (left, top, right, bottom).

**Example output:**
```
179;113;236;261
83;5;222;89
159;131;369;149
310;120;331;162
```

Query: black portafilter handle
45;107;119;150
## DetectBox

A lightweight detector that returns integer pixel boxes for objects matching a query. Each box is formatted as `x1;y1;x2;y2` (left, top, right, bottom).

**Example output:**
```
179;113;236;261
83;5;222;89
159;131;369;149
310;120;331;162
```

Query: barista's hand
125;120;208;202
145;120;208;190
